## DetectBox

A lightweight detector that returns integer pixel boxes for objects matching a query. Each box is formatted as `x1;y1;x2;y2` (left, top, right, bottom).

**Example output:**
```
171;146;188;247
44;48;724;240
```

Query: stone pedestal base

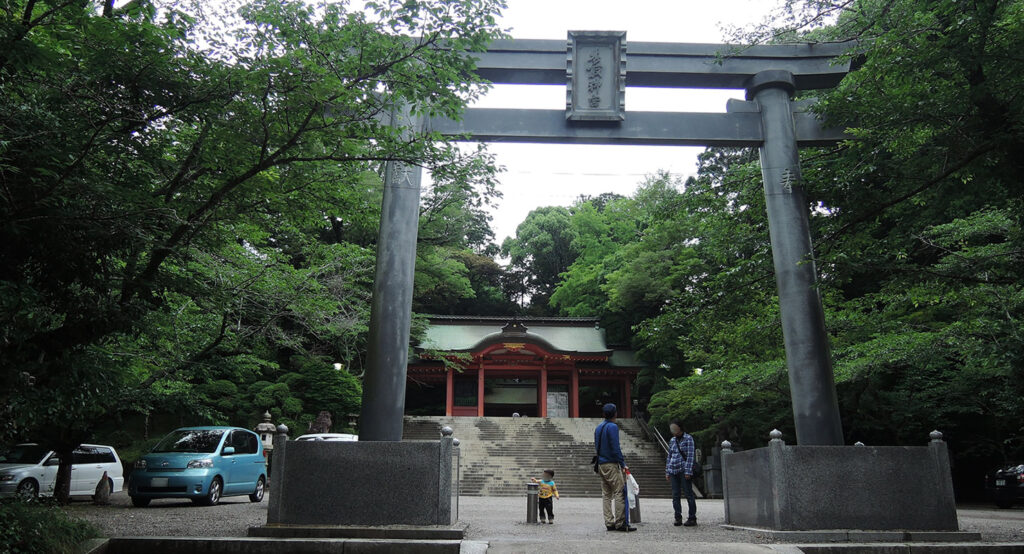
266;437;453;526
722;438;958;532
248;523;466;540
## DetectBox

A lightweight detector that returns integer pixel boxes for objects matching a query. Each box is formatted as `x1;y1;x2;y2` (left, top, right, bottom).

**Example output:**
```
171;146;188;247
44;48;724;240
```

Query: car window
72;446;97;464
244;432;259;454
0;444;50;464
227;431;259;454
153;430;225;453
94;447;115;463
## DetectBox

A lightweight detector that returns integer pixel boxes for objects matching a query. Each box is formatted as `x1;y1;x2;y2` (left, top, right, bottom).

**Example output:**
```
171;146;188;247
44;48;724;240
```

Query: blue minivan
128;426;266;507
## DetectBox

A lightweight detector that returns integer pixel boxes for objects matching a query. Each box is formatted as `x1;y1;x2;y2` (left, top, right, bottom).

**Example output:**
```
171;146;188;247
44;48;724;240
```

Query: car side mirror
45;457;60;466
221;446;235;456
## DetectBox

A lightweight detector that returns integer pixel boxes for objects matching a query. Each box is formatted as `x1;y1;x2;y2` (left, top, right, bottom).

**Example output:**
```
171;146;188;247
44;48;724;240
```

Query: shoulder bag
678;437;702;478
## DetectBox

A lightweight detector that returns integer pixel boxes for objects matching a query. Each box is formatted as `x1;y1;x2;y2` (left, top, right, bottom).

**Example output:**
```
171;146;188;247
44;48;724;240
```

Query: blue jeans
670;473;697;521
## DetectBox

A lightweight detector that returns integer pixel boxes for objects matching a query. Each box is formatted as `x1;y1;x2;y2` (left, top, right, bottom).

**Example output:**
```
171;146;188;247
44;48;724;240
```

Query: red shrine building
406;316;644;419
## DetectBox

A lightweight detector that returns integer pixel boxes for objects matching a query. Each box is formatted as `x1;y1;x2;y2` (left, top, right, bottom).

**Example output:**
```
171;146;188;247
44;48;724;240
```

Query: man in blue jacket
595;403;635;532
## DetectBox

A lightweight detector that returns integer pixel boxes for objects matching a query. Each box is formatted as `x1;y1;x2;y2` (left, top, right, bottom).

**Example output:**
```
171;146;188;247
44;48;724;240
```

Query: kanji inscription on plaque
566;31;626;121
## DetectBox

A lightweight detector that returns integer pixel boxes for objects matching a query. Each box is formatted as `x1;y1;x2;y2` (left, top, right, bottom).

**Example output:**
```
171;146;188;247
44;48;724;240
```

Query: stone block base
722;526;982;543
248;523;467;540
266;437;453;526
722;439;958;531
91;537;462;554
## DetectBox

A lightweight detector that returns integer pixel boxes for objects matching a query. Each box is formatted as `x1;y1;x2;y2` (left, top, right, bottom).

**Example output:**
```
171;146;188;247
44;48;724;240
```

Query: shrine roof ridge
424;314;600;326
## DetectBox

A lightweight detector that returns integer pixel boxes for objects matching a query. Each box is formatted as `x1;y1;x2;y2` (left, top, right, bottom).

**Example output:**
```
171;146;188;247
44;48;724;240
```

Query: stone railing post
928;429;957;527
267;424;289;523
766;429;787;529
721;440;733;523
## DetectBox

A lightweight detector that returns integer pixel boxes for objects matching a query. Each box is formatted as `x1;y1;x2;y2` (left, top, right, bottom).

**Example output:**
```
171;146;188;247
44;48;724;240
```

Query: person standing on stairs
665;419;698;527
595;403;636;532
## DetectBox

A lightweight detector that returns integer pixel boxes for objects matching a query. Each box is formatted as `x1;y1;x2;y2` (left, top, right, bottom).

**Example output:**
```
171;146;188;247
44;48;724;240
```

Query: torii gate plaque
359;35;851;446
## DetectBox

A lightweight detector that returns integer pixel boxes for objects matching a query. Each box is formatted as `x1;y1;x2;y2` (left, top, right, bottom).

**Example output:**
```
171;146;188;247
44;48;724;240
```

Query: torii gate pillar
748;70;843;446
358;104;421;442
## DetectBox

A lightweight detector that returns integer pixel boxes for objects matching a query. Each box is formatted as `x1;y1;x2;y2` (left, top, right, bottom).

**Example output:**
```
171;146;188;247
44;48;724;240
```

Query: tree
0;0;506;502
644;0;1024;483
552;175;675;344
501;206;578;314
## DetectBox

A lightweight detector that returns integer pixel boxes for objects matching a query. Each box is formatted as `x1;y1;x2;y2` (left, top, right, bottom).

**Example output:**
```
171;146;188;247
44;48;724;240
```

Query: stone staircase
403;416;672;498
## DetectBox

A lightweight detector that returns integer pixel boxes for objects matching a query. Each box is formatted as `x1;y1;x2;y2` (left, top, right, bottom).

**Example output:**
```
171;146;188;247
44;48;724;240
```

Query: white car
295;433;358;442
0;443;125;499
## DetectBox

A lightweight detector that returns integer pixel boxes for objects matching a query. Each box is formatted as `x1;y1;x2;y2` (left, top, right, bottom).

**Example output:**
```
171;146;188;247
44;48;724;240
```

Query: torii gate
359;34;854;445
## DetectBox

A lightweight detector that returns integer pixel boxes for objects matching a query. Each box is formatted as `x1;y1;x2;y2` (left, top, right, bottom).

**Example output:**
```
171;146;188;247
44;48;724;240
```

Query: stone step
406;416;674;498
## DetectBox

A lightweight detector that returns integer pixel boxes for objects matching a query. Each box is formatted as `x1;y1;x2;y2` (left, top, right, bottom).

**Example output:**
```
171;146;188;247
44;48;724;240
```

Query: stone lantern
254;411;276;456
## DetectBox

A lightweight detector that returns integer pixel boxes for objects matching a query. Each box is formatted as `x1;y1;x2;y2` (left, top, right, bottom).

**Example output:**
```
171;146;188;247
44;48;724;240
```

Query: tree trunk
54;444;74;505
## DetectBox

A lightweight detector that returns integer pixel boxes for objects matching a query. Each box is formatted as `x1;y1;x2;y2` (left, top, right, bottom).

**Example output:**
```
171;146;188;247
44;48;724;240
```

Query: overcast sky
441;0;779;245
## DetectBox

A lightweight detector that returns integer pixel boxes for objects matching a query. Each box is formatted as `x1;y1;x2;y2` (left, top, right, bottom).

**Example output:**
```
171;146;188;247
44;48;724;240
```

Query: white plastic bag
626;473;640;504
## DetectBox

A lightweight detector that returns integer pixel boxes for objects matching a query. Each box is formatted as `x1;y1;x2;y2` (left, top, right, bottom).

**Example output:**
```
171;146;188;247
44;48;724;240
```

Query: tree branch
817;141;996;254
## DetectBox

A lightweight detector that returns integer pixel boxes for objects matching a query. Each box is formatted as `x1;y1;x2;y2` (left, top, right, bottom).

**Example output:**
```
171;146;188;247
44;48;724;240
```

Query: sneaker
606;526;616;531
683;519;697;527
616;525;637;532
674;518;683;527
539;519;546;524
547;520;553;524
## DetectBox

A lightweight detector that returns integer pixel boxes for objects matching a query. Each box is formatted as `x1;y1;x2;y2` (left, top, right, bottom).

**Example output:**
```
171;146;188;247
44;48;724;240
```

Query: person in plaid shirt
665;419;697;526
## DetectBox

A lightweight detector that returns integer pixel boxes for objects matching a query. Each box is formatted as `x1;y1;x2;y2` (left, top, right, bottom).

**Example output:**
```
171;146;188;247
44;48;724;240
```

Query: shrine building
405;316;644;419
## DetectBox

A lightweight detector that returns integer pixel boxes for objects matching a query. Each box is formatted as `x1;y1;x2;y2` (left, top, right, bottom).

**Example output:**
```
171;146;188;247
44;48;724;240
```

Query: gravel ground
64;492;1024;546
64;492;267;538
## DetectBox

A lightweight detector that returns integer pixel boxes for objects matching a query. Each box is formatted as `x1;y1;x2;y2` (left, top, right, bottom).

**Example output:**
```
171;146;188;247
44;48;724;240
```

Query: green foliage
0;0;507;501
610;2;1024;475
501;206;579;313
541;2;1024;479
0;500;99;554
648;361;793;449
827;208;1024;456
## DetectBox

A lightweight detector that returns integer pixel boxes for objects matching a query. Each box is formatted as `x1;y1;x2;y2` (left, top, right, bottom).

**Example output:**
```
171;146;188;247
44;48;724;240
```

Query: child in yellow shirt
531;469;559;524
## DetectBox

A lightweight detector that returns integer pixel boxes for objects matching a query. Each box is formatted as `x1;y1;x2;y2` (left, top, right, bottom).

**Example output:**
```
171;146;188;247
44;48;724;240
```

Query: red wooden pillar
477;365;485;417
539;364;548;418
445;368;454;417
570;368;580;418
623;376;632;418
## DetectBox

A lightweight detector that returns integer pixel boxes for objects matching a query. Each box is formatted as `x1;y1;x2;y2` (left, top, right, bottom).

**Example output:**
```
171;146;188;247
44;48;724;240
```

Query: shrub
0;499;99;554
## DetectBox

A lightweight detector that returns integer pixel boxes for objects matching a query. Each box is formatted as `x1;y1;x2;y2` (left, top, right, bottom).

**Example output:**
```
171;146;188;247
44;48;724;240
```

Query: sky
444;0;780;245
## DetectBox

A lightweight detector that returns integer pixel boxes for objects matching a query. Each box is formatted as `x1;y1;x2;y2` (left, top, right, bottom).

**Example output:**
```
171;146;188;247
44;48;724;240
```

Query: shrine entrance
407;316;639;419
482;377;538;417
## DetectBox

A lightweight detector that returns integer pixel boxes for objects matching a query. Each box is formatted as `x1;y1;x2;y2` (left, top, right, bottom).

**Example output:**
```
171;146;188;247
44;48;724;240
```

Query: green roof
416;316;644;367
420;323;606;352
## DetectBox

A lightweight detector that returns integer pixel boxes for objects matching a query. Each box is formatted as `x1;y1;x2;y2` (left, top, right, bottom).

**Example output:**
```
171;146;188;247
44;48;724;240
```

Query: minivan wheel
16;479;39;500
249;477;265;503
130;496;151;507
199;477;222;506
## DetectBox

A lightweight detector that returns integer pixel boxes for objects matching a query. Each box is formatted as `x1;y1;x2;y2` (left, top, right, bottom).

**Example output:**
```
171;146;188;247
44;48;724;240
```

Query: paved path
460;497;771;545
67;493;1024;551
459;497;1023;552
